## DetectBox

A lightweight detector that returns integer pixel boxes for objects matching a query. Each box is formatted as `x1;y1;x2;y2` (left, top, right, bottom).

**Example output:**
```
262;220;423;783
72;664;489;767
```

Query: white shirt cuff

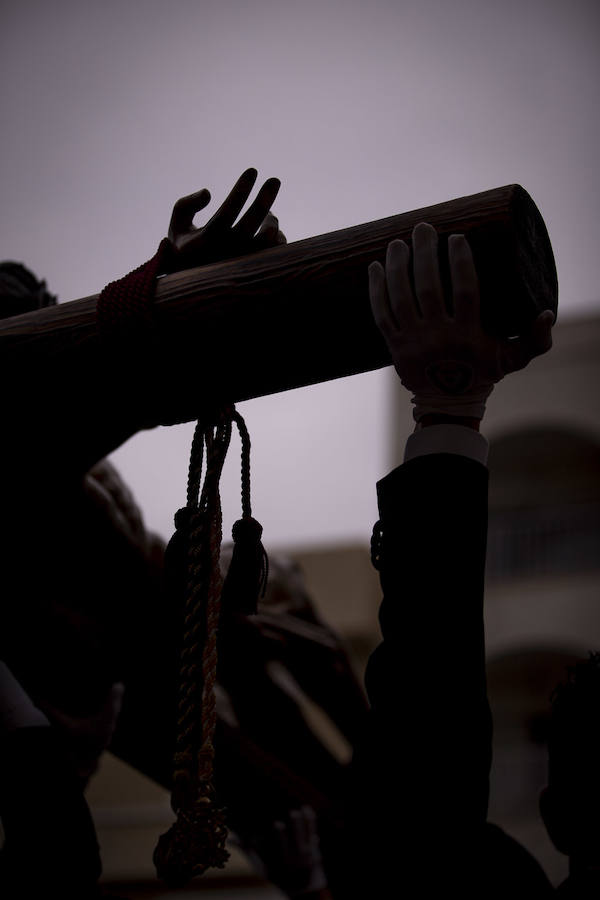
403;424;489;467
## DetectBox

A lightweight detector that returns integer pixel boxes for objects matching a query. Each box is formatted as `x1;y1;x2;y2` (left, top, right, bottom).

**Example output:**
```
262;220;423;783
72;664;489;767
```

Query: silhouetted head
0;261;57;319
539;652;600;864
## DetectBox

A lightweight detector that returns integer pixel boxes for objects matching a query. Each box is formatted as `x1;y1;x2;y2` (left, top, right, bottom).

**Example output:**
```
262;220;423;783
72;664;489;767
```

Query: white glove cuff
411;384;493;422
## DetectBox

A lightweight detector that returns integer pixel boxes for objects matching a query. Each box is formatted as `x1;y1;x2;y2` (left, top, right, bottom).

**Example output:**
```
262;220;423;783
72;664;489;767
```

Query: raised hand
167;167;286;270
369;222;554;421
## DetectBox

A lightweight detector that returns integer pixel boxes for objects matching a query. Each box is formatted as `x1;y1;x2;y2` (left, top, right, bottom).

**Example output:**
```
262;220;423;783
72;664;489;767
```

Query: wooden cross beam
0;184;556;473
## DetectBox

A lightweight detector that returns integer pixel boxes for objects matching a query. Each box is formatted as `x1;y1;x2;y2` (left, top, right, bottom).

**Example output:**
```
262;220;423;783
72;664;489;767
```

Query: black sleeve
348;452;492;891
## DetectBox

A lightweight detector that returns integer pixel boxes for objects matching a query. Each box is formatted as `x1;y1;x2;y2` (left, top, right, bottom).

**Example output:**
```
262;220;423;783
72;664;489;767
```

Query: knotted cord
154;406;268;886
96;243;268;886
153;411;232;886
96;238;177;338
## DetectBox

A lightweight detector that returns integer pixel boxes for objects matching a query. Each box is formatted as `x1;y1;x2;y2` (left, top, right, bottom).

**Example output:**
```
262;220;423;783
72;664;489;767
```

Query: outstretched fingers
203;167;259;233
233;176;282;240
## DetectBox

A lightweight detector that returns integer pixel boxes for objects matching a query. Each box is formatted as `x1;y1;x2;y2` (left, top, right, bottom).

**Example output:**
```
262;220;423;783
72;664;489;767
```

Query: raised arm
348;223;553;893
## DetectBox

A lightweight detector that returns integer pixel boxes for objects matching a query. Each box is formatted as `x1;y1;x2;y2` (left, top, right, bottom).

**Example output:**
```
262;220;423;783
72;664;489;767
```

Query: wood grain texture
0;185;557;453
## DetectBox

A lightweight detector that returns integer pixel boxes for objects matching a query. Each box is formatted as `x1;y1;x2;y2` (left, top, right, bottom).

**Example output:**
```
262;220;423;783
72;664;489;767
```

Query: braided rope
232;409;252;519
197;494;224;775
186;420;206;508
95;242;235;883
96;245;268;885
96;245;270;884
96;238;177;337
173;416;231;787
155;410;237;886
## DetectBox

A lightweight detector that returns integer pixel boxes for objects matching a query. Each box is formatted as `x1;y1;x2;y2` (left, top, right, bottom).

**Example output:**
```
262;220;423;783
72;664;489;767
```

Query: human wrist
405;423;489;466
410;382;493;424
417;413;481;431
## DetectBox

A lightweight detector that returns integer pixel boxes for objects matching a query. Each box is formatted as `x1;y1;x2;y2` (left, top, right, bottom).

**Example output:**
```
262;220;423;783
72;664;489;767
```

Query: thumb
533;309;555;354
503;309;554;373
168;188;212;238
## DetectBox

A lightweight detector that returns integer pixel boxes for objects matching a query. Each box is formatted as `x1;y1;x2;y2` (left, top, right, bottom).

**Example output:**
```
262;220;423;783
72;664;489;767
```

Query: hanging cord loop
154;405;268;887
96;244;267;885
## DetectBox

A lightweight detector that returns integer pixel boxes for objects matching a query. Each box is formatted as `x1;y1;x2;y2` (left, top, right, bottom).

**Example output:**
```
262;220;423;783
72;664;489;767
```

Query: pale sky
2;0;598;547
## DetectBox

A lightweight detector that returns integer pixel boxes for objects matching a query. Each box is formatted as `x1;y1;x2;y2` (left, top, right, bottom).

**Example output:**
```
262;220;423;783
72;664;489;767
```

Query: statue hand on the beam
167;167;286;271
369;222;554;423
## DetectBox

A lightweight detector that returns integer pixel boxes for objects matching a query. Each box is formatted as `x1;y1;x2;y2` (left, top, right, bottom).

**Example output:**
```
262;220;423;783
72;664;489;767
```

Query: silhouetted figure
540;652;600;897
0;259;154;898
0;172;368;898
0;266;123;897
0;171;294;898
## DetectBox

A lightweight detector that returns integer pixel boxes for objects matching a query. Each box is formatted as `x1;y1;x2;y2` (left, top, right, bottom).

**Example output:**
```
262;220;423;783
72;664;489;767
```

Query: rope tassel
95;249;267;884
153;405;267;887
221;410;269;617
